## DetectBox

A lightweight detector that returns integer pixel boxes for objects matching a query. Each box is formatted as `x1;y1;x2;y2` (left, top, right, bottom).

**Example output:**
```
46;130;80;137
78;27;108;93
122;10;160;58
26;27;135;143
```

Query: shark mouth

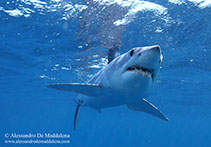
126;65;154;79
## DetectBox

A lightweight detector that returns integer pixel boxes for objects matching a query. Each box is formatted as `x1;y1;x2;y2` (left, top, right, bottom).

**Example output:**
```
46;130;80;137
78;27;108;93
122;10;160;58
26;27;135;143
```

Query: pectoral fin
127;98;169;121
47;83;104;97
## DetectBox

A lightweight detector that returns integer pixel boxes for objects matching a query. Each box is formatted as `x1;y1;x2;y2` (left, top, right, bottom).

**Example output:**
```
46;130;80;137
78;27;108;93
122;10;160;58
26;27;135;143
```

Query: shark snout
150;45;161;53
132;45;162;72
150;45;163;64
136;45;161;56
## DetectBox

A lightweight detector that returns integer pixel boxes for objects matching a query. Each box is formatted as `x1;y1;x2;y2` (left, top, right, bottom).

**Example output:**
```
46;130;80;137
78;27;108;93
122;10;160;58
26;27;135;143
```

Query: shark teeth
126;65;154;79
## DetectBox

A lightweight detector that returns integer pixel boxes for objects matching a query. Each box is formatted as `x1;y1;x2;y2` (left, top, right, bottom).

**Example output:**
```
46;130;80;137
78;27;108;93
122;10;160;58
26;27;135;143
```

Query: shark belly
81;87;149;110
81;92;129;110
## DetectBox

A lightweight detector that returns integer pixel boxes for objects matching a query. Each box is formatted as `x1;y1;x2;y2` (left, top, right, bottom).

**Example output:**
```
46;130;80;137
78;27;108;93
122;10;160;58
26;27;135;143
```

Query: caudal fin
74;104;80;131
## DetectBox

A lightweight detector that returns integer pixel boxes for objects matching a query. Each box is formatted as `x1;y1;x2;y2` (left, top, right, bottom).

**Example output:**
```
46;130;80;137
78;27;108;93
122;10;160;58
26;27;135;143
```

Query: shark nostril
138;53;142;56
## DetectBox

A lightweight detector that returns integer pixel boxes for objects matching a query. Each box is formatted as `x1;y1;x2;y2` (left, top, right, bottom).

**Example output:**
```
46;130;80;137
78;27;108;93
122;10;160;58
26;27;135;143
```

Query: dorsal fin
108;45;120;64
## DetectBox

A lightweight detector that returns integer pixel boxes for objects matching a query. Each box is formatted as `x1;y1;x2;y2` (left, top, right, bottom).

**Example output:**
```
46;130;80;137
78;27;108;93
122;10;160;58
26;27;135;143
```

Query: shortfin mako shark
47;45;169;130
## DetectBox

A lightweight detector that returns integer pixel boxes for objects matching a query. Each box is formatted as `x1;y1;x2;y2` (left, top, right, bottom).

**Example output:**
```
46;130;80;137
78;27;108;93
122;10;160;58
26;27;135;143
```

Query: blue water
0;0;211;146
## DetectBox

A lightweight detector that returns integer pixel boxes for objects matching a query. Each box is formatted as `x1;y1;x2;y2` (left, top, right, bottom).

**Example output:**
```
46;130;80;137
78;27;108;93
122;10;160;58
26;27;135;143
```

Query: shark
47;45;169;130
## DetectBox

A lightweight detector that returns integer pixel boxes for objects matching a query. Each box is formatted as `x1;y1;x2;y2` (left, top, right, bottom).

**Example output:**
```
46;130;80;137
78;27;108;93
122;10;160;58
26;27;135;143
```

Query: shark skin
47;45;169;130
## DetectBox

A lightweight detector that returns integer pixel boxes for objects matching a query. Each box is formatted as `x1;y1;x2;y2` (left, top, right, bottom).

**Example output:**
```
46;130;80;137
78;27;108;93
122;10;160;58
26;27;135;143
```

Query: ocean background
0;0;211;146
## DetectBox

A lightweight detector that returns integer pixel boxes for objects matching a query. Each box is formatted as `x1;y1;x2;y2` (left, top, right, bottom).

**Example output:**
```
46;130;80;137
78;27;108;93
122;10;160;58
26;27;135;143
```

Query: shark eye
130;49;134;56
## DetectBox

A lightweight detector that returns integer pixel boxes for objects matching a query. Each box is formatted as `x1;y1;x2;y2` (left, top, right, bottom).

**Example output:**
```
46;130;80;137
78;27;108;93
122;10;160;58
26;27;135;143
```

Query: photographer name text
5;133;70;139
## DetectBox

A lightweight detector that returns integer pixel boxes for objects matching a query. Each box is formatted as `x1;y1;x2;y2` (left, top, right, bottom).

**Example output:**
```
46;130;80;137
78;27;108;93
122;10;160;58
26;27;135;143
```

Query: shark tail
74;104;80;131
